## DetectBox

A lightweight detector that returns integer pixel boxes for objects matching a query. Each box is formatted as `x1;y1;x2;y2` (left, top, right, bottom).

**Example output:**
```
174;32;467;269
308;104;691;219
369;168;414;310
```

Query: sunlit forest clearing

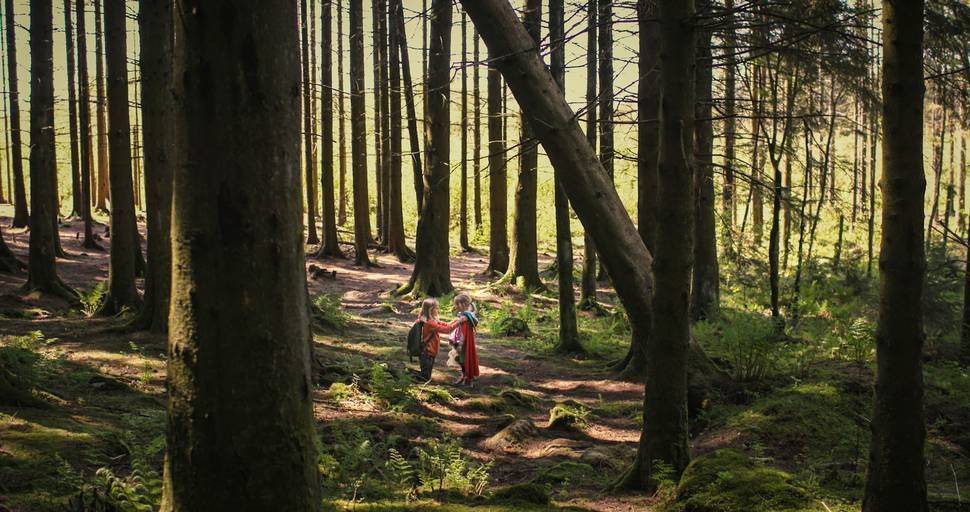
0;0;969;511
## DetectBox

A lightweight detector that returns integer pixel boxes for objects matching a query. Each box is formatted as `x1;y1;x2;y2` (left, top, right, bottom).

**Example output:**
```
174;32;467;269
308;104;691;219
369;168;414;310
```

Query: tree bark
550;0;582;355
24;0;76;301
4;0;28;228
76;0;99;249
750;65;764;245
862;0;929;509
372;0;384;243
721;0;736;235
317;0;344;258
378;0;391;247
302;0;319;245
0;225;24;273
580;0;598;305
485;45;508;275
162;2;320;507
384;0;412;261
96;0;141;315
690;6;718;321
337;0;348;225
350;0;372;266
473;28;482;232
94;0;109;211
596;0;614;282
392;0;423;214
502;0;543;291
131;0;175;333
65;0;83;218
459;11;471;251
401;0;453;296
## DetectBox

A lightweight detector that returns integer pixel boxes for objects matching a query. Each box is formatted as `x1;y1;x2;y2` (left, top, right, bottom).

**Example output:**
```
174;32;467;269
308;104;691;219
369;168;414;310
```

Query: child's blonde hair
454;293;476;314
419;298;439;320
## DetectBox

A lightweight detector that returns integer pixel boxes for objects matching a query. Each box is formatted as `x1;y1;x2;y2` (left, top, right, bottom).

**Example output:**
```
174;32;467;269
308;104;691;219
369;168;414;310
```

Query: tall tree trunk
162;2;320;507
96;0;141;315
473;28;482;232
485;46;508;275
4;0;28;227
384;0;412;261
691;6;718;321
350;0;372;266
750;65;764;245
624;0;696;489
392;0;423;213
459;11;471;251
721;0;736;235
400;0;452;296
0;2;8;206
580;0;598;305
378;0;391;247
24;0;76;300
76;0;99;249
596;0;614;281
502;0;543;290
302;0;319;245
862;0;929;509
372;0;384;244
0;225;24;273
94;0;109;211
317;0;344;258
852;93;860;225
65;0;83;218
550;0;582;354
959;132;966;236
132;0;174;333
337;0;348;225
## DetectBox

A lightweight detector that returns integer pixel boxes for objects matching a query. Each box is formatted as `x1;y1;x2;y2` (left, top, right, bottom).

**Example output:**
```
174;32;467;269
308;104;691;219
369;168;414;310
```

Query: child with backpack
448;294;480;386
407;298;465;383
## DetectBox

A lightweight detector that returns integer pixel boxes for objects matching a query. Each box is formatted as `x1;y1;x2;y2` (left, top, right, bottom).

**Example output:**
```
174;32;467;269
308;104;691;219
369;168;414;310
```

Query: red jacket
420;317;460;357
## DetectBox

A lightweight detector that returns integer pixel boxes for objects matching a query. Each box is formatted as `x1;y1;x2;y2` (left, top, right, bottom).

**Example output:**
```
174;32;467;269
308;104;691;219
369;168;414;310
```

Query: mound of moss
489;482;550;506
532;461;596;486
547;403;589;430
672;449;811;512
0;345;41;406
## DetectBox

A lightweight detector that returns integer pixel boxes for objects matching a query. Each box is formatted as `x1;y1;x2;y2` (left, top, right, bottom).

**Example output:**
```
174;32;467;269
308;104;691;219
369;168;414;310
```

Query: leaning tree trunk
623;0;695;490
392;0;423;213
484;46;509;276
862;1;929;510
94;0;109;211
384;0;412;261
132;0;174;333
400;0;453;297
64;0;83;218
96;0;141;315
550;0;582;354
24;0;76;301
580;0;598;305
4;0;28;228
614;0;659;379
501;0;543;291
350;0;372;266
596;0;614;282
316;0;344;258
690;8;718;321
76;0;99;249
301;0;319;245
161;2;320;508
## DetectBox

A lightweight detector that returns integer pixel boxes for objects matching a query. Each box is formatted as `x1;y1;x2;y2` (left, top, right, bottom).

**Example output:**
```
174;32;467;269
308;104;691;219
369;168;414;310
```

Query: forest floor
1;210;970;511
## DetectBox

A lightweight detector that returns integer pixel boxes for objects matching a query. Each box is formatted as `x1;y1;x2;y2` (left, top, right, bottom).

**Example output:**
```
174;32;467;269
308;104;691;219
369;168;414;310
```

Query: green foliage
827;318;874;364
79;283;108;317
531;461;595;489
700;311;778;382
415;438;492;496
547;402;589;430
368;363;417;411
89;443;163;512
650;459;678;500
487;300;534;337
668;449;811;512
488;482;551;506
312;292;351;330
0;332;55;406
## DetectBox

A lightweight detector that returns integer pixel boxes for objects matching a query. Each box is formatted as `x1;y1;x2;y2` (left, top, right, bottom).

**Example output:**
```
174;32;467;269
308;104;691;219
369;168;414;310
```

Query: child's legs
419;351;435;380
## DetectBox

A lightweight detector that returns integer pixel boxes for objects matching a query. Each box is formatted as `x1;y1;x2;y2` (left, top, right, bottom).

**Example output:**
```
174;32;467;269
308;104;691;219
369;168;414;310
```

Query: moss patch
669;449;811;512
489;482;551;506
547;403;589;430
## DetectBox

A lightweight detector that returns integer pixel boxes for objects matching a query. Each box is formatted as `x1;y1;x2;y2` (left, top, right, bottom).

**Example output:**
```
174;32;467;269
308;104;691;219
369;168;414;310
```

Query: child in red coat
449;294;480;386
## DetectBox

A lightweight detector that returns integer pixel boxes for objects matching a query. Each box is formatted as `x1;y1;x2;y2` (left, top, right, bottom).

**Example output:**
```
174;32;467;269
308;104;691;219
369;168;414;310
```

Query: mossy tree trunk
861;1;929;510
24;0;76;301
350;0;372;266
316;0;345;259
401;0;452;297
96;0;141;315
76;0;99;249
161;1;320;508
132;0;174;333
550;0;581;355
485;45;509;276
4;0;28;228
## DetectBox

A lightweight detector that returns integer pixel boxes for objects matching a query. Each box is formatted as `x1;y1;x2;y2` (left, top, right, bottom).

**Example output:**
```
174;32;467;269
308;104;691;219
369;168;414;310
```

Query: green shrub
312;293;351;330
80;283;107;316
706;311;778;382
